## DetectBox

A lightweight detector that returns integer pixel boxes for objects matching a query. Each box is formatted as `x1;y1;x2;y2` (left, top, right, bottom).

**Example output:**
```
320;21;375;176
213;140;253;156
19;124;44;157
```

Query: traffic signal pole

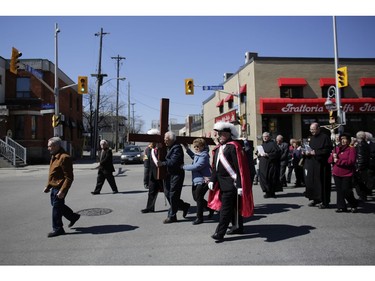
54;23;61;137
332;16;343;133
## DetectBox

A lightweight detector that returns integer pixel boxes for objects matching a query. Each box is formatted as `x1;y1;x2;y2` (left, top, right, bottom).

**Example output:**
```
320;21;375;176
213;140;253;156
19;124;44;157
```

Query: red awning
319;78;336;87
239;84;247;94
260;97;375;114
216;99;224;107
278;78;307;87
224;95;234;102
360;78;375;87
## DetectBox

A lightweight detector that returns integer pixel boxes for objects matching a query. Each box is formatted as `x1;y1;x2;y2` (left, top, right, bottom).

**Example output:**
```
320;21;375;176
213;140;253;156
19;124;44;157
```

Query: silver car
120;145;144;164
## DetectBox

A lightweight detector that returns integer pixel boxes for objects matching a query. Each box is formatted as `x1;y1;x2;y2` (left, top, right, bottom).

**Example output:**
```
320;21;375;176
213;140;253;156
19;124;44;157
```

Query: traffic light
52;114;61;128
10;47;22;75
185;78;194;95
329;110;337;124
78;76;88;94
337;66;348;88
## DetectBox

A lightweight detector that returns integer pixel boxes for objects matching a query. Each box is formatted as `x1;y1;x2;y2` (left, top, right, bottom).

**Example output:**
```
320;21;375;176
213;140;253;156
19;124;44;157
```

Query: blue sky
1;2;375;132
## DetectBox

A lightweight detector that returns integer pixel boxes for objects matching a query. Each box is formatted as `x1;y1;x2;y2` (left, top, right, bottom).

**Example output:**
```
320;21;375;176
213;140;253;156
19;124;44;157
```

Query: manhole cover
77;208;113;216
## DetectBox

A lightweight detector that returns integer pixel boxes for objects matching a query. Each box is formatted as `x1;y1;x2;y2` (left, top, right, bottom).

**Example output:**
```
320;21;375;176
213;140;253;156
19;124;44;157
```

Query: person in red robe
207;121;254;242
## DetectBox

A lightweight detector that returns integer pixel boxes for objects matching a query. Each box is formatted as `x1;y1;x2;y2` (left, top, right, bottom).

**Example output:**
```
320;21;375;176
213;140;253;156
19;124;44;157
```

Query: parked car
120;145;144;164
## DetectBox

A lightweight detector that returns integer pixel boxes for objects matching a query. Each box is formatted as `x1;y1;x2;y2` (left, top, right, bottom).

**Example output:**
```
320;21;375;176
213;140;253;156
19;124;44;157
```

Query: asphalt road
0;155;374;277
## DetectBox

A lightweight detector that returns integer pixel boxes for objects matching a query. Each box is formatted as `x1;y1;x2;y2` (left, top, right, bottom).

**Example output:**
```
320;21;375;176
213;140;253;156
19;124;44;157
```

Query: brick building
0;57;84;164
201;52;375;145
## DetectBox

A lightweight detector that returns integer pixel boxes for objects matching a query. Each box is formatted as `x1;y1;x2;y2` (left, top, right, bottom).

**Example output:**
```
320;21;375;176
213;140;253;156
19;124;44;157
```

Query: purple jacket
328;145;356;177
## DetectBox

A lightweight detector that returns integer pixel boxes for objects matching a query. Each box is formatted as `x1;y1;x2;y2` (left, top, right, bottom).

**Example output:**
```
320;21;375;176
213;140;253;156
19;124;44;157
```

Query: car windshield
124;146;140;153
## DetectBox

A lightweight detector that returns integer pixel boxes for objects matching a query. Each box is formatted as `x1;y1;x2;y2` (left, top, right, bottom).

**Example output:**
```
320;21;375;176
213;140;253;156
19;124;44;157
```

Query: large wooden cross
128;98;216;179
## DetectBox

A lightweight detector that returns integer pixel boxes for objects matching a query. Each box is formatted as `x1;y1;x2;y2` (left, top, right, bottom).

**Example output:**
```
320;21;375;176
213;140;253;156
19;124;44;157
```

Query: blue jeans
50;188;75;231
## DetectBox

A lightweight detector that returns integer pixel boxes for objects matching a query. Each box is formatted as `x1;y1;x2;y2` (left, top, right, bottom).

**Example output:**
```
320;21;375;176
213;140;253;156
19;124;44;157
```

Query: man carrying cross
157;131;191;223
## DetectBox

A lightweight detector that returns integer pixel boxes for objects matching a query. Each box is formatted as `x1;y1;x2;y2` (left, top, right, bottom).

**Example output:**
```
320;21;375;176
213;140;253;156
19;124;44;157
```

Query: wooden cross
128;98;216;179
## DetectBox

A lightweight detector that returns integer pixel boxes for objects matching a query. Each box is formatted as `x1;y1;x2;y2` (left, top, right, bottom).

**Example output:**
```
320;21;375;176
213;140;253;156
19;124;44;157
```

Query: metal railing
0;137;27;166
0;138;16;166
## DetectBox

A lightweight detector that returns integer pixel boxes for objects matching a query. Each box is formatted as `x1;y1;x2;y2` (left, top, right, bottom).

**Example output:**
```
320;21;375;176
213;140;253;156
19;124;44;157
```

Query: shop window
280;86;303;98
362;86;375;98
16;77;31;98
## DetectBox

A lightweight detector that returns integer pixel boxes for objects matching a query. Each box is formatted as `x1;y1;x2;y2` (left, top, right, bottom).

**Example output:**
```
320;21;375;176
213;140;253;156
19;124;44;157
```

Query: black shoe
68;214;80;228
308;201;320;207
226;228;244;235
350;207;358;213
208;209;215;219
211;233;224;242
192;218;203;225
318;203;329;209
47;228;65;238
112;191;118;194
141;208;154;213
335;208;348;213
163;217;177;224
91;192;100;195
183;203;190;218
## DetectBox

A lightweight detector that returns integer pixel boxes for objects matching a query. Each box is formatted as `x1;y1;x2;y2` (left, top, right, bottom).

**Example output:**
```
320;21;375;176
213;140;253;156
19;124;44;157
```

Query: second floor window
280;86;303;98
16;77;31;98
362;86;375;98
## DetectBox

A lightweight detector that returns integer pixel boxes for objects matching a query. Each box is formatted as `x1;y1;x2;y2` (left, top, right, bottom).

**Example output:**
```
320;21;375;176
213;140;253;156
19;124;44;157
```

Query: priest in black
303;122;333;208
257;132;282;198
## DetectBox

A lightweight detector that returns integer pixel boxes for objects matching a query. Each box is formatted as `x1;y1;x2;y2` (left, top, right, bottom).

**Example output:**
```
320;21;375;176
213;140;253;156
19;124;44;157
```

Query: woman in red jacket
328;133;359;213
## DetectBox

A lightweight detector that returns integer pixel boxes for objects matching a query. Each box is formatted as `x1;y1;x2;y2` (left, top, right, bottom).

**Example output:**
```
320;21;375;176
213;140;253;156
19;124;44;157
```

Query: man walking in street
43;137;80;238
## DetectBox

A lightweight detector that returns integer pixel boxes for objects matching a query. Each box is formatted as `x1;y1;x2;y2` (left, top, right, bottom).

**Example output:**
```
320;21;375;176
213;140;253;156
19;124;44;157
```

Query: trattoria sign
260;98;375;114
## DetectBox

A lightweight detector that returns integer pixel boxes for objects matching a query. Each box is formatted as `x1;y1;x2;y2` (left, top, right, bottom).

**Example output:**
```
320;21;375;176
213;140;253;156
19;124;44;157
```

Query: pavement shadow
225;224;315;242
253;203;302;215
70;224;139;235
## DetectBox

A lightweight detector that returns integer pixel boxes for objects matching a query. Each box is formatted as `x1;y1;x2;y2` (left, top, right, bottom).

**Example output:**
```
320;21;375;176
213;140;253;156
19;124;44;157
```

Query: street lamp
324;85;337;112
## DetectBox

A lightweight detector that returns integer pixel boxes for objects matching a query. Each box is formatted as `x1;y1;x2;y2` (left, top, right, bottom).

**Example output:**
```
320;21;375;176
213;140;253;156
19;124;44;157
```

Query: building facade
0;57;84;164
202;52;375;146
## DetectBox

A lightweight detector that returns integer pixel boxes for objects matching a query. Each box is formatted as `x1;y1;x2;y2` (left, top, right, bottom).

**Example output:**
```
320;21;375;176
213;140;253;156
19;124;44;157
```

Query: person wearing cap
141;129;163;213
328;133;358;212
157;131;190;223
207;121;254;242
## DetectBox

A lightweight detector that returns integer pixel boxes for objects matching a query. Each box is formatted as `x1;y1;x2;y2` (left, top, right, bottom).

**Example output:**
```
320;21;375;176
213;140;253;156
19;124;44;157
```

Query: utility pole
131;103;136;133
127;81;131;138
111;55;126;152
54;23;60;137
91;28;109;159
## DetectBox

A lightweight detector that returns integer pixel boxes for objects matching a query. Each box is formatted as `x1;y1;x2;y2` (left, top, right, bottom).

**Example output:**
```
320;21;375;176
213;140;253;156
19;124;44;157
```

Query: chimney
245;52;258;64
223;73;233;82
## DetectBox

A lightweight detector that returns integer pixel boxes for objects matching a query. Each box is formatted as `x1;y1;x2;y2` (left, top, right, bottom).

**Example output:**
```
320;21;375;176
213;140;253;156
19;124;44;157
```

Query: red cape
207;141;254;217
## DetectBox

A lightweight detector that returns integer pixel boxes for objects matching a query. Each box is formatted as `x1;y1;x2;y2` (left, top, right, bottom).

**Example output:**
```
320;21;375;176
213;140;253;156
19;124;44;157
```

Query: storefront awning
278;78;307;87
224;94;234;102
239;84;247;94
216;99;224;107
319;78;336;87
360;77;375;87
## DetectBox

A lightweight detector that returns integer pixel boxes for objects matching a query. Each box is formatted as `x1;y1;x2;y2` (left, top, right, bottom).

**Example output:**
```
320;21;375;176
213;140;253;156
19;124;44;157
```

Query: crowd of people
43;121;374;242
255;122;374;214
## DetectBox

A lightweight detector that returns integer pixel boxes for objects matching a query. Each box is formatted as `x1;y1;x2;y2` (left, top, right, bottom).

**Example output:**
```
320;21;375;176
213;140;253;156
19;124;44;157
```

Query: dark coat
98;148;115;174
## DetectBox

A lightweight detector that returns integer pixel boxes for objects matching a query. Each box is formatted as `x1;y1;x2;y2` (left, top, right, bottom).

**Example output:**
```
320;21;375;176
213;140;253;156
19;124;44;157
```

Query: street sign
42;103;55;109
202;85;224;91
